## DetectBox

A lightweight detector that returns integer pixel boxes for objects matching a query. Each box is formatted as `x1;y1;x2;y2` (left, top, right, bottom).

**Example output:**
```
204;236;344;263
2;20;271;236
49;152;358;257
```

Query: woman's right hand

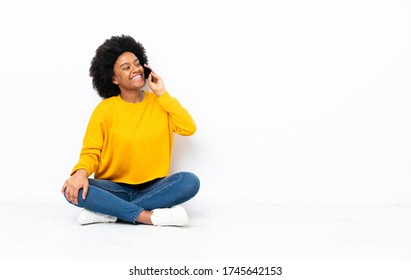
61;169;89;205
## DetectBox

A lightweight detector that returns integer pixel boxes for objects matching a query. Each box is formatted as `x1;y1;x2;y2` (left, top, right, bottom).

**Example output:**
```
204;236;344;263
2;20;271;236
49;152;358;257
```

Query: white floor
0;199;410;261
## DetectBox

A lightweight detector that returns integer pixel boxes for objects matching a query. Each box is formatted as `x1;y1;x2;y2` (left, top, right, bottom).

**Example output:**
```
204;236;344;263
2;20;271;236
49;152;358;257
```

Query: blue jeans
67;172;200;223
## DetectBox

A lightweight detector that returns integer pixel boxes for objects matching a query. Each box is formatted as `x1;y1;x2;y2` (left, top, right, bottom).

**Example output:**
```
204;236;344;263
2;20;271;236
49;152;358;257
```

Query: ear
112;76;119;85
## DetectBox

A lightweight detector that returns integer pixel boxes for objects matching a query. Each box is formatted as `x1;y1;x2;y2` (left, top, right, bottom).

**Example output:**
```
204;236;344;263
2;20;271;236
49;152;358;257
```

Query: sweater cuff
71;166;91;177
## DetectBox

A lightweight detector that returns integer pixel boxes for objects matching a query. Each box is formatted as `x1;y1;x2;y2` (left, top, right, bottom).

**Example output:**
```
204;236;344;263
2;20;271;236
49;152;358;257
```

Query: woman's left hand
146;64;166;96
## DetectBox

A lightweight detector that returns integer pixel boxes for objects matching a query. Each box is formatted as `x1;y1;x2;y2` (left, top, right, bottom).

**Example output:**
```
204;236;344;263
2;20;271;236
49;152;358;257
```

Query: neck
120;89;144;103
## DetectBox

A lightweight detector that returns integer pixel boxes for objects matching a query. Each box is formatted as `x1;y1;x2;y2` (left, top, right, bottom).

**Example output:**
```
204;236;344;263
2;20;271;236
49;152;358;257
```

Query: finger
72;192;78;205
64;188;71;201
66;188;76;204
149;70;159;79
82;184;89;200
149;73;161;85
61;179;70;192
62;185;70;198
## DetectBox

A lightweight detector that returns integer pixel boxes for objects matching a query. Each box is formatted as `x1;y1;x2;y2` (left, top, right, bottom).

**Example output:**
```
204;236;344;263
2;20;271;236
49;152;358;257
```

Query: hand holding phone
144;64;166;96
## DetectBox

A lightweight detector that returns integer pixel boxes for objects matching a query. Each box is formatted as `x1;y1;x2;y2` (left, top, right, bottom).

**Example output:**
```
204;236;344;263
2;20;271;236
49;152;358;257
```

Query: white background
0;0;410;205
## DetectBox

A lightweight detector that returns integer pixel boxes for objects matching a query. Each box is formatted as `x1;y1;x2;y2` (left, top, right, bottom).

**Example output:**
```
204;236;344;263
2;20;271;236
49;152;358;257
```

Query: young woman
61;35;200;226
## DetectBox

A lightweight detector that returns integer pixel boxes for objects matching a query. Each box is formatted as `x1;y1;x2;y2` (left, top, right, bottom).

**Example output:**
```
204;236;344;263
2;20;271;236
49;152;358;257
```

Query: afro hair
89;35;149;99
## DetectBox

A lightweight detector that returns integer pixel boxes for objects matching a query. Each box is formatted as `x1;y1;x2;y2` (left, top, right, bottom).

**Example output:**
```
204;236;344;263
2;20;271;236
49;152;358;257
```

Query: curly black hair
89;35;149;99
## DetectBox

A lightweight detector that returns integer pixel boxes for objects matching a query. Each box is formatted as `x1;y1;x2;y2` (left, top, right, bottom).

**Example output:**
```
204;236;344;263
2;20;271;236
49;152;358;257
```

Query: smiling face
112;51;146;92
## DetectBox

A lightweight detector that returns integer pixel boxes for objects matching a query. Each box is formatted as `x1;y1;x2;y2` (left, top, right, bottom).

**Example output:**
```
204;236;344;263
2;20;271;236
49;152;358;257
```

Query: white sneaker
77;209;117;225
151;205;189;227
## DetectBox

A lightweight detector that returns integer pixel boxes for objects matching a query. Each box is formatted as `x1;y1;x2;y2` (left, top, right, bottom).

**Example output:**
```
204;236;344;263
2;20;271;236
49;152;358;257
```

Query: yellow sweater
71;91;196;184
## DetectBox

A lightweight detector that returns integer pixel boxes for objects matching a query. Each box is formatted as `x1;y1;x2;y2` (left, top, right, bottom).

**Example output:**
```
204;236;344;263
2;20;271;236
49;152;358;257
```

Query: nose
131;64;138;72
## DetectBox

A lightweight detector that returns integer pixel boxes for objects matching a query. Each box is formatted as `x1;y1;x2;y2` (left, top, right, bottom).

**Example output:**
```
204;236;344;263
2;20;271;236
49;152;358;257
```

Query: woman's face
112;51;146;91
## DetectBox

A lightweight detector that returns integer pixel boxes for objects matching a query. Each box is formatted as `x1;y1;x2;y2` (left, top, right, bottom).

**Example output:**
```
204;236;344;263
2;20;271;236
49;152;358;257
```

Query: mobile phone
143;65;152;80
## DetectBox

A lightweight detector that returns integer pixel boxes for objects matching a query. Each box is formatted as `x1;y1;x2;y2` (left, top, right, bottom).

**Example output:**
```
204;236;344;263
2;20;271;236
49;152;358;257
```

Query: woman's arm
62;106;104;203
147;67;197;135
71;107;104;176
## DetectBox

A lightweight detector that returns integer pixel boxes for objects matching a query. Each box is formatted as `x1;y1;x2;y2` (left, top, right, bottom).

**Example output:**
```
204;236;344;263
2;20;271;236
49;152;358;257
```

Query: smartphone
143;65;152;80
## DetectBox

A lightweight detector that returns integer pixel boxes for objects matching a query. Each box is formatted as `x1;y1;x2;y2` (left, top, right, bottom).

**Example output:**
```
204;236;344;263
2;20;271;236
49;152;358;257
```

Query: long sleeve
71;107;104;176
157;92;197;136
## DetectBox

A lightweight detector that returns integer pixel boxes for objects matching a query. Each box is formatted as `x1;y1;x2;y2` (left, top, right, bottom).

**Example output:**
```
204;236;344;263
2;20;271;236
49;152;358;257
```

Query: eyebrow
120;59;139;68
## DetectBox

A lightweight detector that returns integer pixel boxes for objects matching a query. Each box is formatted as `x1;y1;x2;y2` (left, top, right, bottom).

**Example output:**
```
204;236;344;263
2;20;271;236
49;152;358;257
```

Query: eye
135;61;141;67
122;66;130;71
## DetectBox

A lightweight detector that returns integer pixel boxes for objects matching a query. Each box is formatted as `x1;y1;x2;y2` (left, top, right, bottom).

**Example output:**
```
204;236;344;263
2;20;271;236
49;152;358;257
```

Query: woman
61;35;200;226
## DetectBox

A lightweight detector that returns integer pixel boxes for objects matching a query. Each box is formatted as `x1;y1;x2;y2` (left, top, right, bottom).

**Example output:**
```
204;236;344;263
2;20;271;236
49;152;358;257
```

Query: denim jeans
67;172;200;223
